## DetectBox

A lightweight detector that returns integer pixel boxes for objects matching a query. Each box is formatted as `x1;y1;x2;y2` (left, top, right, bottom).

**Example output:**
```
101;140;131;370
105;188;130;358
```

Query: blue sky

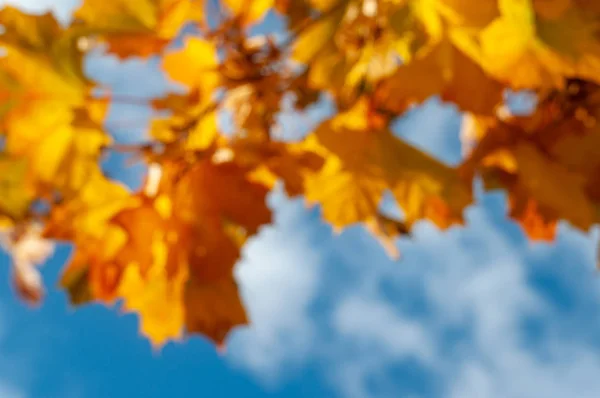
3;1;600;398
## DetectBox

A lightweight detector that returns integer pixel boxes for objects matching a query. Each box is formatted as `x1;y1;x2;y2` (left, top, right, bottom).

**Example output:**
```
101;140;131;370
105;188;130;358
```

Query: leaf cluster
1;0;599;348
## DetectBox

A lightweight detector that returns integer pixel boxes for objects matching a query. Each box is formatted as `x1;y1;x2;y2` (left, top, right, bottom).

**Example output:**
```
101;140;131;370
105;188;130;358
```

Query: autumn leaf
184;275;248;346
375;38;504;116
44;170;132;243
303;98;472;231
474;0;600;88
54;156;270;346
162;37;220;95
3;100;111;195
118;251;189;346
460;81;600;237
0;6;89;88
227;138;325;196
437;0;499;29
223;0;274;25
45;171;133;301
72;0;205;58
0;155;34;220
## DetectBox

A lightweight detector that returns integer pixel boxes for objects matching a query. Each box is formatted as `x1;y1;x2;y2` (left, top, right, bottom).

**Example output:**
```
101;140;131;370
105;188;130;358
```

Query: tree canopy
0;0;599;349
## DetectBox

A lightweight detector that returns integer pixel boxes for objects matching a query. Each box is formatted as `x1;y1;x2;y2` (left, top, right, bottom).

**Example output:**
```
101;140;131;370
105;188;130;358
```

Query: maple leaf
212;33;289;141
303;98;471;232
222;79;283;140
290;0;501;104
0;155;34;221
56;156;270;346
292;0;410;103
44;170;132;243
437;0;500;29
468;0;600;88
0;7;112;202
460;80;600;237
0;6;89;89
223;0;274;25
72;0;205;58
108;191;250;347
43;171;131;304
118;251;248;347
0;7;90;141
184;275;248;346
150;90;220;150
273;0;312;31
117;245;189;346
375;38;504;116
227;138;325;196
3;100;111;195
162;37;220;95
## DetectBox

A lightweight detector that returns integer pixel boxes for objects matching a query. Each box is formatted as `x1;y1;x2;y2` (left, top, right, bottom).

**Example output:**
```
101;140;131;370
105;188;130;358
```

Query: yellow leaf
303;99;471;230
44;170;132;243
185;111;220;150
54;158;271;346
73;0;205;58
223;0;274;24
475;0;600;87
292;7;345;64
376;39;503;115
163;37;220;96
0;155;34;220
479;0;538;85
119;253;188;347
230;139;324;196
4;101;110;194
0;7;88;99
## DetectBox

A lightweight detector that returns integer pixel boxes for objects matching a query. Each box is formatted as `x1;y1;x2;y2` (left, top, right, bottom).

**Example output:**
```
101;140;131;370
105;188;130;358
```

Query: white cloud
228;193;323;383
229;183;600;398
0;383;25;398
0;308;26;398
333;297;434;363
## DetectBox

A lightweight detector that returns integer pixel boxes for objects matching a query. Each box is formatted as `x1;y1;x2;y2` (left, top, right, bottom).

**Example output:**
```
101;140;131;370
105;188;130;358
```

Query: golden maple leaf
460;79;600;237
55;156;271;346
227;138;325;197
162;37;220;95
303;98;472;232
375;38;504;116
223;0;274;25
0;6;89;91
0;155;34;221
72;0;205;58
3;100;111;195
470;0;600;89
